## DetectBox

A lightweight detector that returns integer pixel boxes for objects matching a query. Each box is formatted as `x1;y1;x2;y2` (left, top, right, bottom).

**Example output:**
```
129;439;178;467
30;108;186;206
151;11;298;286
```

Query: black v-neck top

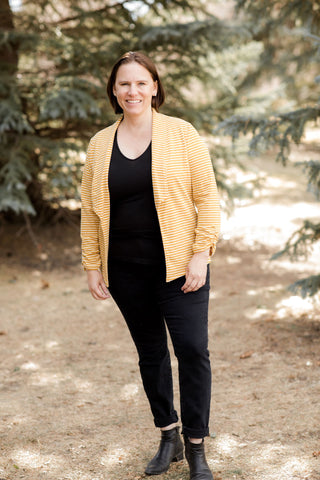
108;131;165;264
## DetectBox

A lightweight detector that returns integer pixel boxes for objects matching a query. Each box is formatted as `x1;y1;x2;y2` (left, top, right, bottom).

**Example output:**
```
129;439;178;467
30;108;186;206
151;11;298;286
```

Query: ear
153;80;158;97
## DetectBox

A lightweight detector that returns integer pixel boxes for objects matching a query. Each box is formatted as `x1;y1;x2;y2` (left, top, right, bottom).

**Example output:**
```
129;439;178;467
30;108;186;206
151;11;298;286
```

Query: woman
81;51;220;480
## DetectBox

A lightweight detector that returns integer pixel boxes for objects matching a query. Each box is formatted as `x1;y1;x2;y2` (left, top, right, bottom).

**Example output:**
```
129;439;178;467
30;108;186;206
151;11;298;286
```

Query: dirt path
0;153;319;480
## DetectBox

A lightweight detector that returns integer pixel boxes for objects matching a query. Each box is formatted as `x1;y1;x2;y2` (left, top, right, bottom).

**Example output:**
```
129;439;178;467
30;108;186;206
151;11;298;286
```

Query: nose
128;84;137;95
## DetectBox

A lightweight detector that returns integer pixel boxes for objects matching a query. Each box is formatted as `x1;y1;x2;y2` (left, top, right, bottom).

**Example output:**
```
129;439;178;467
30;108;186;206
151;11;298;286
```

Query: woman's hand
87;270;111;300
181;249;209;294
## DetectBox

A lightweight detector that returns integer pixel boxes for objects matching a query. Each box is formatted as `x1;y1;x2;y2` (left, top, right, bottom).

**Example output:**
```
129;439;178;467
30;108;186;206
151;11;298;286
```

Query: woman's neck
121;108;153;133
117;109;153;159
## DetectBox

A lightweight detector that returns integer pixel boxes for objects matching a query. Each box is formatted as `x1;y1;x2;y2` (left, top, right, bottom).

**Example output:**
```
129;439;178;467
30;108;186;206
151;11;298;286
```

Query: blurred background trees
0;0;319;295
216;0;320;297
0;0;250;220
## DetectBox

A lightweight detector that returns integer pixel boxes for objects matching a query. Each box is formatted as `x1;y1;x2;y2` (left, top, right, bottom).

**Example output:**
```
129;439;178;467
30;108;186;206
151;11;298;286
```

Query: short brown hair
106;51;165;114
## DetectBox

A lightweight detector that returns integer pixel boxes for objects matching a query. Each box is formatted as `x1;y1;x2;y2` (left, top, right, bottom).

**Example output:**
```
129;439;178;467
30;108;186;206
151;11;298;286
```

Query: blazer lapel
94;117;121;221
152;110;169;207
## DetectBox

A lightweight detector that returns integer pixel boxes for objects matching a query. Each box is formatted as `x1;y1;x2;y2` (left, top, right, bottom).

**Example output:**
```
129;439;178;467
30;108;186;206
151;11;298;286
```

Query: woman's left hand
181;249;209;293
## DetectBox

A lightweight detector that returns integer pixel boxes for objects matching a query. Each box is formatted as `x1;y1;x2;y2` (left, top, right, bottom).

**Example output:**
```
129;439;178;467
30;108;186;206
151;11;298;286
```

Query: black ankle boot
184;436;213;480
145;426;184;475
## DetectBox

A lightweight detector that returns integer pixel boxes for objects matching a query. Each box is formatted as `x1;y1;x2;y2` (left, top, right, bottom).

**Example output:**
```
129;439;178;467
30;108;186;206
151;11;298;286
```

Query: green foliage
301;160;320;199
219;0;320;297
215;106;320;165
289;275;320;299
39;87;101;122
0;101;33;138
0;143;36;215
271;220;320;261
0;0;253;218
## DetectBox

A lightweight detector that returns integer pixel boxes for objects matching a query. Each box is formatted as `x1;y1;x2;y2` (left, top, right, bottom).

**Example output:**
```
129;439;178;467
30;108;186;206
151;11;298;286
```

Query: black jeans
108;259;211;439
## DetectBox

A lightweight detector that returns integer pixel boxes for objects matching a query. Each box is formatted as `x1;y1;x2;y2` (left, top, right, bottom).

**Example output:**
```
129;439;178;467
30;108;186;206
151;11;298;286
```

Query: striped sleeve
80;137;102;271
185;122;221;256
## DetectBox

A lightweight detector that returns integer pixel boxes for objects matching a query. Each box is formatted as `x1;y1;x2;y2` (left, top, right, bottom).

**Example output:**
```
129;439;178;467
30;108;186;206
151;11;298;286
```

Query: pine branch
46;1;128;26
298;160;320;200
214;106;320;164
288;274;320;298
271;220;320;261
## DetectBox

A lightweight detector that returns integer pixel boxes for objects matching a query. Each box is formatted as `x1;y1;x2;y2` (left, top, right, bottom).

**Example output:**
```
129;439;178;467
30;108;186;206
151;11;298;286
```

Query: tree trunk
0;0;19;75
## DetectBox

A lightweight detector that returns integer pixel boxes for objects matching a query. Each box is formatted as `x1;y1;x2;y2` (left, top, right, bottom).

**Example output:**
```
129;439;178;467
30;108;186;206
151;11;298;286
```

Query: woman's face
113;62;157;117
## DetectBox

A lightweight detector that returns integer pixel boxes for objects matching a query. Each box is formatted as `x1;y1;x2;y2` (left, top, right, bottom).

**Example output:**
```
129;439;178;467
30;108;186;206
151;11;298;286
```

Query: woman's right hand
86;270;111;300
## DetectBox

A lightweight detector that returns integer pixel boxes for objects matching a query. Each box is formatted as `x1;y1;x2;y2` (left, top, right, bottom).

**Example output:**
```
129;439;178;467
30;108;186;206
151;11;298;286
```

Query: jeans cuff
181;426;209;438
154;411;179;428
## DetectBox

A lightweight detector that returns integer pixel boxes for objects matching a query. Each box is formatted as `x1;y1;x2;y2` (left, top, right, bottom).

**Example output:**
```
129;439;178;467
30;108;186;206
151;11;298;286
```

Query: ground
0;151;319;480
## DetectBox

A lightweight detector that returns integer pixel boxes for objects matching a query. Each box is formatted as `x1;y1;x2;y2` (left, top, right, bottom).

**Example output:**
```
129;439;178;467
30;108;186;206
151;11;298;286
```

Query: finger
91;288;108;300
181;277;192;292
182;278;198;293
90;290;100;300
190;280;205;292
183;276;206;293
98;279;109;293
181;273;197;291
99;283;110;298
181;280;188;291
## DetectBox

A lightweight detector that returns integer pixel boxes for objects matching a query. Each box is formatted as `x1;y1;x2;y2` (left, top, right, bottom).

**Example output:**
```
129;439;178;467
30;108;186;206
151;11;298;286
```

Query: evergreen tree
216;0;320;297
0;0;252;221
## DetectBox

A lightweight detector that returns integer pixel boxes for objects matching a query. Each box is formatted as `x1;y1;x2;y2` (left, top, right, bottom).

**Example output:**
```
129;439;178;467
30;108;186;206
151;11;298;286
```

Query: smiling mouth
126;100;142;103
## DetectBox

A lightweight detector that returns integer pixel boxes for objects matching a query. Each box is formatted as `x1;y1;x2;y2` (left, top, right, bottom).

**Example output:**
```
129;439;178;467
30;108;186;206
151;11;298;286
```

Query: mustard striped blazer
81;109;220;286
